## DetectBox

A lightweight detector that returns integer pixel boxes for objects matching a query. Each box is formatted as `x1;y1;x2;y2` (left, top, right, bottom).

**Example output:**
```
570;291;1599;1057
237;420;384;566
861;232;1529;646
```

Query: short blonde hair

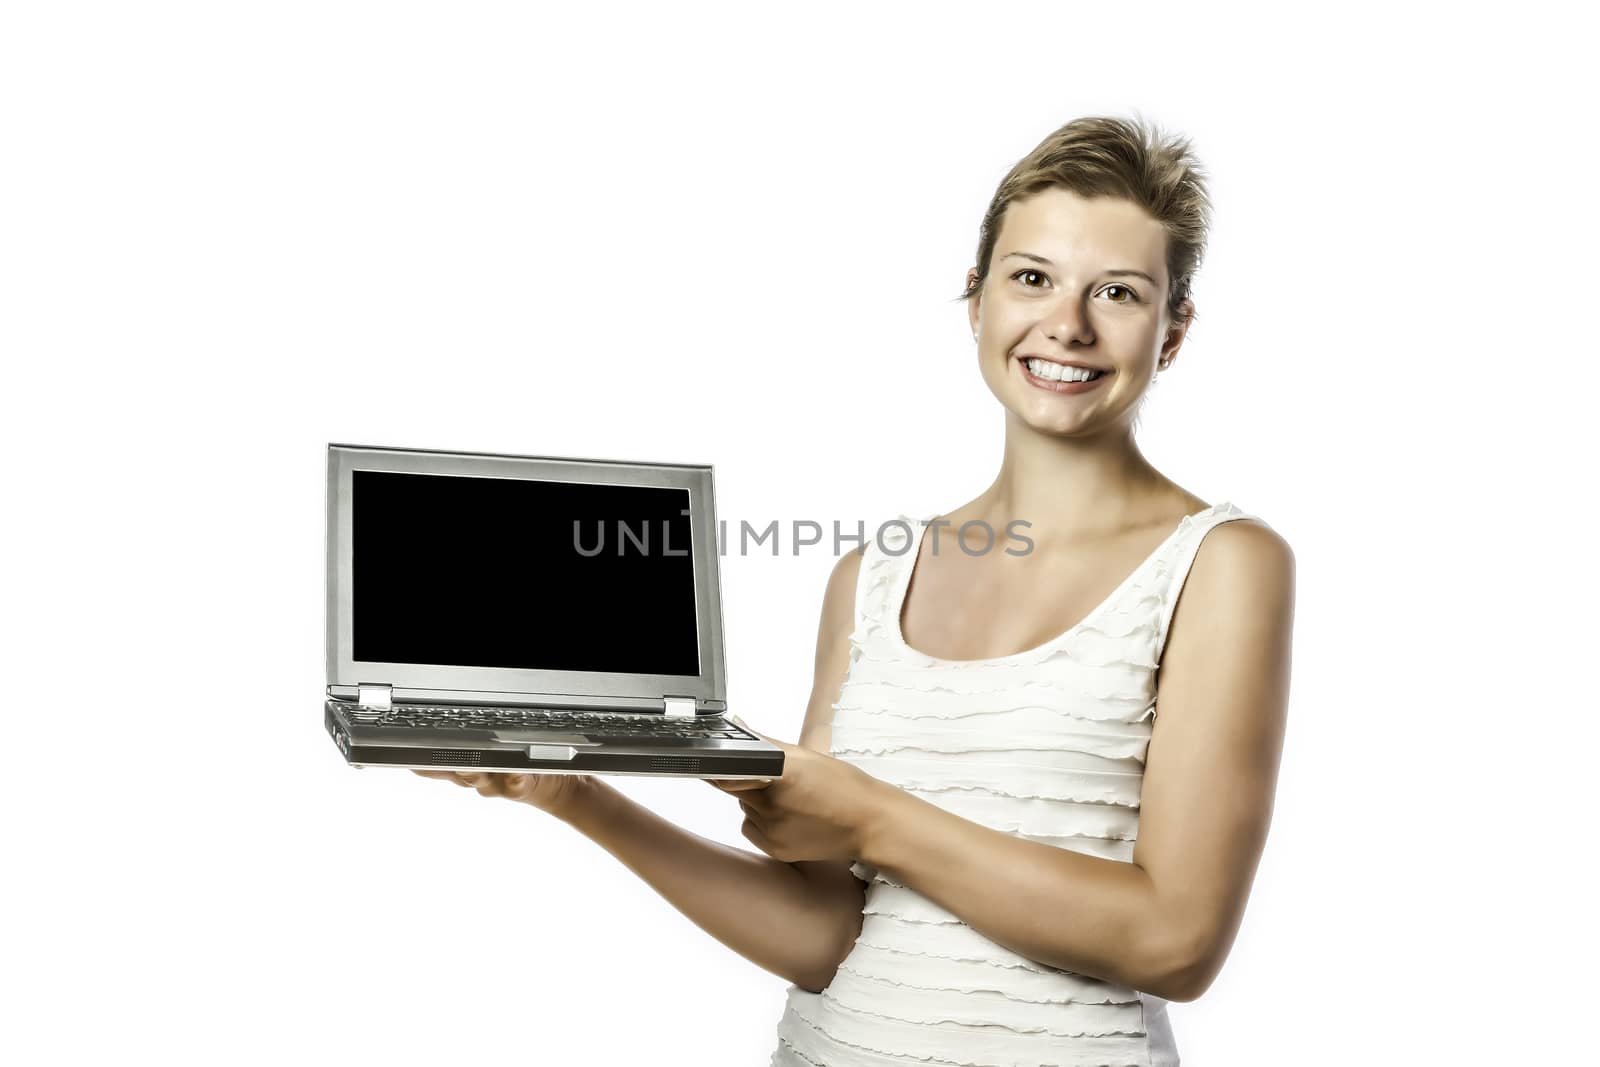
962;114;1213;329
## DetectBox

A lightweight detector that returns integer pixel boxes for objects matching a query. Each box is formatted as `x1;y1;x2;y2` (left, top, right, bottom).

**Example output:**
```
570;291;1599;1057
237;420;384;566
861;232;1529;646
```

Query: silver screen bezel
326;443;726;707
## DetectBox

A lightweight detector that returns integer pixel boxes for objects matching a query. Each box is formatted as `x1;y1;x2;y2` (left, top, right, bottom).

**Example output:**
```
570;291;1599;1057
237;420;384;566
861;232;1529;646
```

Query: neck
967;412;1171;541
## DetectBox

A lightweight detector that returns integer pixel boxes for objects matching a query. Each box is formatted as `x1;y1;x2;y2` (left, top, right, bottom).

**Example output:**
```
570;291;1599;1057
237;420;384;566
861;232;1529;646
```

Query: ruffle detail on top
838;942;1137;1003
840;756;1144;807
850;631;1162;670
778;985;1153;1067
841;661;1158;705
773;502;1256;1067
833;688;1154;721
832;724;1153;763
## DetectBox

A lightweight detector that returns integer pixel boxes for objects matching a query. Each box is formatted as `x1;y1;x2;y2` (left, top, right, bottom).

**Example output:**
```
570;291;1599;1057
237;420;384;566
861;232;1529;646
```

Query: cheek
985;303;1040;349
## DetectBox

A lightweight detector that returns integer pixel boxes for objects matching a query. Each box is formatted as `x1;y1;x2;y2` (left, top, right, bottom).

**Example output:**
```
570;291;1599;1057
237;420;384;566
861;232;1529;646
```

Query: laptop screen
351;469;701;677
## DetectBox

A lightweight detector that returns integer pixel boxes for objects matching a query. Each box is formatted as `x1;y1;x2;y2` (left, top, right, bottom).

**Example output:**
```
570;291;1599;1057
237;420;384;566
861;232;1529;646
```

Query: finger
730;715;775;743
710;777;774;792
501;774;533;800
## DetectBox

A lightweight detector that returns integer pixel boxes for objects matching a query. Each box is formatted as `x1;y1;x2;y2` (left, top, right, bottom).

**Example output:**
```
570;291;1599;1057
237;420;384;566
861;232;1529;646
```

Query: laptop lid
326;443;727;712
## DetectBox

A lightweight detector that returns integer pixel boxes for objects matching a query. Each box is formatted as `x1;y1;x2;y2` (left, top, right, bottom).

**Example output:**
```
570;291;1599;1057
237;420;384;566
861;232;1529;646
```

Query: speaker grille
429;750;482;766
647;756;704;773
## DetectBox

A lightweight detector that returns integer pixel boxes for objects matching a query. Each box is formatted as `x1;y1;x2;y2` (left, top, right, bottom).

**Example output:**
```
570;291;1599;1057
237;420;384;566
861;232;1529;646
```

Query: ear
1160;297;1195;366
966;268;982;338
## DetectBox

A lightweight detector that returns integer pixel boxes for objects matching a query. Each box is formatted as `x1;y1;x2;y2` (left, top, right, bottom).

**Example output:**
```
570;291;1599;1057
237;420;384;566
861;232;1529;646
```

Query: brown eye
1013;269;1048;288
1103;284;1138;303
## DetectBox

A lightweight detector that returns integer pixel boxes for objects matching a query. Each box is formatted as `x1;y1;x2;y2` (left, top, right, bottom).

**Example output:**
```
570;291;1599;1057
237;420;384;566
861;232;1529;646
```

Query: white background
4;2;1595;1064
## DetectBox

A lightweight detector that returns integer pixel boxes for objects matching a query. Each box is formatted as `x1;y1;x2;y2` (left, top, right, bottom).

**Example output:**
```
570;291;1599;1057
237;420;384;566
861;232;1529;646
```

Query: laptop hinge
356;683;394;709
662;695;697;718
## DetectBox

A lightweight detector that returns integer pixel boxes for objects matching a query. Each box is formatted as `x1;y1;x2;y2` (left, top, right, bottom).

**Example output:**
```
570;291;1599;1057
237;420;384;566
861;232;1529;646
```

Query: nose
1042;294;1095;347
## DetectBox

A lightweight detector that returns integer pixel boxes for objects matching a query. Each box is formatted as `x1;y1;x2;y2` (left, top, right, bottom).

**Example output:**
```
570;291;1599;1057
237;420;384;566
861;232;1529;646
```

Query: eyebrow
999;251;1157;286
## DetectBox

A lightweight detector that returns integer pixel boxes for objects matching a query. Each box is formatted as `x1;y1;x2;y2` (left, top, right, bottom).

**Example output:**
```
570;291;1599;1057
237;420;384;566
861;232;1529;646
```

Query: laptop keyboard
341;704;750;741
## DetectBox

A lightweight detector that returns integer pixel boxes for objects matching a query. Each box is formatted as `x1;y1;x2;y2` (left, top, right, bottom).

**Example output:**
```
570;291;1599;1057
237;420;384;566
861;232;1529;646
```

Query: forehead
995;187;1167;277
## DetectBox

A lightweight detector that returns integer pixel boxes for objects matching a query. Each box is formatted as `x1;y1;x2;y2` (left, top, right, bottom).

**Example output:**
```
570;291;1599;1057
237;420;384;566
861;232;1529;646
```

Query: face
968;187;1191;437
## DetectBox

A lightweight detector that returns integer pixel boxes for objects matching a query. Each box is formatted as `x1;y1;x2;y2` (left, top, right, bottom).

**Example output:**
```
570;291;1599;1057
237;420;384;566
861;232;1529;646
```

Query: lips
1017;355;1111;394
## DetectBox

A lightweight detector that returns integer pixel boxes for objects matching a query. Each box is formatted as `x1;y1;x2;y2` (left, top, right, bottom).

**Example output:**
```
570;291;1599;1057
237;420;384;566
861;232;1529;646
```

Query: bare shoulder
822;546;868;628
1190;516;1296;598
797;549;868;753
1163;515;1296;678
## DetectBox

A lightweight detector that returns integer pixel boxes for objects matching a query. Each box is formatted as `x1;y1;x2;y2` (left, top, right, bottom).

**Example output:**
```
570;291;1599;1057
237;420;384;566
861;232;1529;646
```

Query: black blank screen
352;470;700;676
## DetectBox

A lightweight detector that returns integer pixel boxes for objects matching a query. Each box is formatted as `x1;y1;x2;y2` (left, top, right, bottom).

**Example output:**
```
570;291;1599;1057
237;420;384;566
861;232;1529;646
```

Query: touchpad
490;730;600;747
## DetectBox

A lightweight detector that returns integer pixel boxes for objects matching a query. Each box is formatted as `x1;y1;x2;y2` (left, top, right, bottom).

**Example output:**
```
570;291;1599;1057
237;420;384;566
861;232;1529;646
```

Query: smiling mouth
1011;356;1113;395
1018;356;1109;385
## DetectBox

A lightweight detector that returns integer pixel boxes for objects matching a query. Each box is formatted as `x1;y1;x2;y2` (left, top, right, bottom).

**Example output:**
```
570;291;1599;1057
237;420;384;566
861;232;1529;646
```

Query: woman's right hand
411;769;593;820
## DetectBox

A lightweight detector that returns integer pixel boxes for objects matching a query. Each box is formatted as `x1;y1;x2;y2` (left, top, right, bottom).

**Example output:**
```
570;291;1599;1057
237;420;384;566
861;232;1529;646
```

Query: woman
418;114;1295;1066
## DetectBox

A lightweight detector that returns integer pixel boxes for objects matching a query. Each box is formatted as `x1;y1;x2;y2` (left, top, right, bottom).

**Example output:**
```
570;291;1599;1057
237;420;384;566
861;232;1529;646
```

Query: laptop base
326;701;784;779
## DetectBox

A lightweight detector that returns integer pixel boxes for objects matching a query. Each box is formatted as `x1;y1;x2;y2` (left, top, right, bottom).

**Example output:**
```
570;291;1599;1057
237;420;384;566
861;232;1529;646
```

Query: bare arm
850;521;1295;1001
441;549;869;992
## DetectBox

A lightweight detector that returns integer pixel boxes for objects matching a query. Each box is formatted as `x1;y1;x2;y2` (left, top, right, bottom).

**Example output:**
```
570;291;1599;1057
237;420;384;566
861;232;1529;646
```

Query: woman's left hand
708;722;887;864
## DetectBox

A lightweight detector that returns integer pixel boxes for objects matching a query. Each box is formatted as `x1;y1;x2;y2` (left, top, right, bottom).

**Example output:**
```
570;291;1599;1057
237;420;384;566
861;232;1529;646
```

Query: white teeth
1024;358;1102;383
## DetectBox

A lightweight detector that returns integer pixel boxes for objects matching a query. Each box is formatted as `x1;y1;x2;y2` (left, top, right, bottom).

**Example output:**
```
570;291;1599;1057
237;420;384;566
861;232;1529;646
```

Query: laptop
323;443;785;779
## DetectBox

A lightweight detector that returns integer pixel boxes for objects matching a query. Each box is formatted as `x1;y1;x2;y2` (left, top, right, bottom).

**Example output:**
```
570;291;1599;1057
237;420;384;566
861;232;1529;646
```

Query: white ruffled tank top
770;502;1257;1067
